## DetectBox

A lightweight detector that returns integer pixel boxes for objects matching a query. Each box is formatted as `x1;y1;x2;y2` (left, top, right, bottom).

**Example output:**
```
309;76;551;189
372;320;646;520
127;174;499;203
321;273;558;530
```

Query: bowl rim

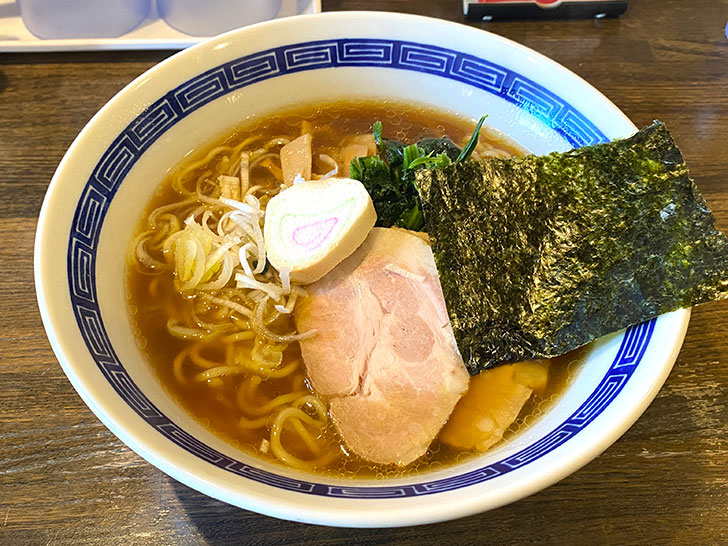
34;11;690;527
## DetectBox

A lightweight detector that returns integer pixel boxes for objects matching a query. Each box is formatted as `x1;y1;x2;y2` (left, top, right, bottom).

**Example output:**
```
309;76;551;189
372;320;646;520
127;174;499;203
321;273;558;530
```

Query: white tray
0;0;321;52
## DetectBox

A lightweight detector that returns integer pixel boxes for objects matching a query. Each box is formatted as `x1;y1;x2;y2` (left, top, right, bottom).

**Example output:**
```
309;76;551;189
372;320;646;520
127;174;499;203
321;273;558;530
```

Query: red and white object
464;0;628;20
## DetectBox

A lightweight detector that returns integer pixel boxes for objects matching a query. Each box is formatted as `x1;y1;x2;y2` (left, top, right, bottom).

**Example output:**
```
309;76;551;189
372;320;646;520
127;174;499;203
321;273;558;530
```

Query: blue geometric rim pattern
67;38;643;499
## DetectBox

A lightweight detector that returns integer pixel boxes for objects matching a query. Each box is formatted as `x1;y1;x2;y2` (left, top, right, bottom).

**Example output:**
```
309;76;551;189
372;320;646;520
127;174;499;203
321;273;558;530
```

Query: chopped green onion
408;152;452;170
349;156;363;180
456;115;488;163
399;204;425;231
402;144;423;171
373;120;383;147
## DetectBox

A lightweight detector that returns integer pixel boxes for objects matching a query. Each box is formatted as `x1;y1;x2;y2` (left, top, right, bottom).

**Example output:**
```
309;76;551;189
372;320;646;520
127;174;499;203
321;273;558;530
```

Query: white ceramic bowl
34;12;690;527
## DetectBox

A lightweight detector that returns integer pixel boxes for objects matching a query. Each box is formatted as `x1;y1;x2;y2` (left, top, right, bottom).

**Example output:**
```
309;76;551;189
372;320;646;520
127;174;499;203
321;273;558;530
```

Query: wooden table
2;1;727;543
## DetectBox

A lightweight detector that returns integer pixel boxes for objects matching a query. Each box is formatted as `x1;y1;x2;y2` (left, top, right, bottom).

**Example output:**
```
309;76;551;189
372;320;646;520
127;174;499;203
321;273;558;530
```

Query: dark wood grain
1;1;727;544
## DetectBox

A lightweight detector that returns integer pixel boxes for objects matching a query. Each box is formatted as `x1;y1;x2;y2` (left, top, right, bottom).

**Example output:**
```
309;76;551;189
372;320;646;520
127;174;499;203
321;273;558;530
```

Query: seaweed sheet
417;122;728;375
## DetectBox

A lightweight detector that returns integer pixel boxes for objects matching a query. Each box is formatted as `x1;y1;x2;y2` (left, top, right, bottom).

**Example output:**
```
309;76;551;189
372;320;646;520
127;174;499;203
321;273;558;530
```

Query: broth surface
127;100;576;477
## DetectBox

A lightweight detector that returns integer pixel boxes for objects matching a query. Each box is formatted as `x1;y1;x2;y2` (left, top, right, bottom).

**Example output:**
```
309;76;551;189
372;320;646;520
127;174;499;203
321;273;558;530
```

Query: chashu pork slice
295;227;469;466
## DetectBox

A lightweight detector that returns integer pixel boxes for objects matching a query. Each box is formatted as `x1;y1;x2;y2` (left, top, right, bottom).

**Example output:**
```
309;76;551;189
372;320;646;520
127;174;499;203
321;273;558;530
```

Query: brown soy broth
502;350;583;443
127;100;573;478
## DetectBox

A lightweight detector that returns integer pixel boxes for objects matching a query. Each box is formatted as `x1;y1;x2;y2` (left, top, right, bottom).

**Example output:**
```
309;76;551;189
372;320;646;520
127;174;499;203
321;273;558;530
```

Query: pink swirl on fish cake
291;216;339;251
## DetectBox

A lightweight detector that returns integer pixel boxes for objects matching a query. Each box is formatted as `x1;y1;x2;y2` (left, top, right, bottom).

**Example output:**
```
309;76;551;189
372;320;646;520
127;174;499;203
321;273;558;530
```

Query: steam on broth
127;100;576;477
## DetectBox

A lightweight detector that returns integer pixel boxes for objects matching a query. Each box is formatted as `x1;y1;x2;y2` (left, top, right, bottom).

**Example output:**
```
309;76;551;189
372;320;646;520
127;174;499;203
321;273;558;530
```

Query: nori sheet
417;121;728;375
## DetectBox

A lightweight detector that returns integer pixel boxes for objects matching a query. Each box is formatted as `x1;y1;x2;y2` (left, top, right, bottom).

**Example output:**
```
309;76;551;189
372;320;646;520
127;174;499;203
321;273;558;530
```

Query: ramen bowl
34;12;689;527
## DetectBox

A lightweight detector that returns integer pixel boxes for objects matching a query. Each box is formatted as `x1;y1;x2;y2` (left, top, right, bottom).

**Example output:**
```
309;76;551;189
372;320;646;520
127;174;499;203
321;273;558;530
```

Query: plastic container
157;0;283;37
17;0;151;39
